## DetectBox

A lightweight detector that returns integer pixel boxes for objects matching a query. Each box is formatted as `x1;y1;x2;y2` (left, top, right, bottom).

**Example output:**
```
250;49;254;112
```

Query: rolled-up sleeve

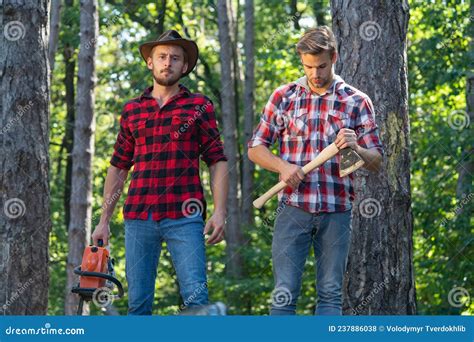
247;89;283;149
198;98;228;166
110;106;135;170
354;97;384;156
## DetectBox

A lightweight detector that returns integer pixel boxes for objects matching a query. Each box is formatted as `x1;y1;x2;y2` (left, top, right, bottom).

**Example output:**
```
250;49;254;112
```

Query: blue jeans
270;205;352;315
125;213;208;315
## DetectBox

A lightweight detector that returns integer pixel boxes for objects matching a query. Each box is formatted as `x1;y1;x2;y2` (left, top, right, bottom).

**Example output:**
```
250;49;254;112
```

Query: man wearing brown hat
92;30;229;315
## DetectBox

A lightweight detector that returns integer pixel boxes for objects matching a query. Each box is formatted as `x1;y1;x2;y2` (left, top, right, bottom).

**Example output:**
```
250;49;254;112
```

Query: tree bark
454;73;473;228
48;0;62;72
62;30;76;229
0;0;51;314
64;0;99;315
455;0;473;216
241;0;255;226
331;0;416;314
290;0;300;30
217;0;245;279
157;0;167;36
457;71;473;200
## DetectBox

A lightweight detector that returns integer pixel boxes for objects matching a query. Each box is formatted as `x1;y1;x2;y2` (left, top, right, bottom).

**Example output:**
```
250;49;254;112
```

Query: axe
252;144;364;209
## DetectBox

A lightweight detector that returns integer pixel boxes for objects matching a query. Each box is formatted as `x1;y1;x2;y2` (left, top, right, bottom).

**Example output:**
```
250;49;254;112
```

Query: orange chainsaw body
79;245;109;289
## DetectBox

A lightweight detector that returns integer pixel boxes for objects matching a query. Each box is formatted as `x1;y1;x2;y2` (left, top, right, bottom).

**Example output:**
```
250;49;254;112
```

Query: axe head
339;148;365;177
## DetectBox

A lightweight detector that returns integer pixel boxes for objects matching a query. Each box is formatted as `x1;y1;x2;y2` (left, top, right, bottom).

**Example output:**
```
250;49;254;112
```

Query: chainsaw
71;239;124;315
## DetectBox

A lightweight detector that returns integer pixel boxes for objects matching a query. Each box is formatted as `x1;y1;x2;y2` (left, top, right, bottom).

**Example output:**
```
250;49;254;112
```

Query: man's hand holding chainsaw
92;166;129;246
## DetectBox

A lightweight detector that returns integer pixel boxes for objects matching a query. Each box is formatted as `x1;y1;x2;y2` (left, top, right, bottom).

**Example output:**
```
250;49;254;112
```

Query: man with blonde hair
248;26;383;315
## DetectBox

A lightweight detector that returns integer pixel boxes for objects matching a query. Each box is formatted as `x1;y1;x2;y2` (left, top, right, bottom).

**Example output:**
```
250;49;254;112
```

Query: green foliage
47;0;472;315
408;0;472;315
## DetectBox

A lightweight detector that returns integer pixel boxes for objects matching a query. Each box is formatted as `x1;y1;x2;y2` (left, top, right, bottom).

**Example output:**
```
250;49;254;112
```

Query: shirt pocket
285;108;309;140
324;110;350;141
170;115;195;141
131;120;147;161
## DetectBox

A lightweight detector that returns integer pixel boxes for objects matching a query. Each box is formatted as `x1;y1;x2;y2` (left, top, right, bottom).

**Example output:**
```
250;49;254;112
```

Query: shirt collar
140;84;191;100
294;74;344;96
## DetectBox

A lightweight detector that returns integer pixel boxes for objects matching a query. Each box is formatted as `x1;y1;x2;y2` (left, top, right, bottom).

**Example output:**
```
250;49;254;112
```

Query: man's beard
153;69;181;86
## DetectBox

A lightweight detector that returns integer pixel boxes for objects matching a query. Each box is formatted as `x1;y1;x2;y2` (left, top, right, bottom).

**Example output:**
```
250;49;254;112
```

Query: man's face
300;51;337;91
147;45;188;86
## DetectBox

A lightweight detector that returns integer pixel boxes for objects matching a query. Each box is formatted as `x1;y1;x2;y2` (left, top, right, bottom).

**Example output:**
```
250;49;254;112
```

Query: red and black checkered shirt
248;75;383;213
110;85;227;221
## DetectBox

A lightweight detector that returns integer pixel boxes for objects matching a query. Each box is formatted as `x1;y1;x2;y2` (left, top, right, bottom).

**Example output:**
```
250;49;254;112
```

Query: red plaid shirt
248;75;383;213
111;85;227;221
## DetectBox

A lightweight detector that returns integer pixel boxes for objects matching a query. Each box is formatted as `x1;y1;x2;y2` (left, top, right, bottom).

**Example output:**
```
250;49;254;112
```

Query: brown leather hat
139;30;199;77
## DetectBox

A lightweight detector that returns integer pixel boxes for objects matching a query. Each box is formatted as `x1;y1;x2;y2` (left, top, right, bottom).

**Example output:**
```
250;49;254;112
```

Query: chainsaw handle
74;266;124;298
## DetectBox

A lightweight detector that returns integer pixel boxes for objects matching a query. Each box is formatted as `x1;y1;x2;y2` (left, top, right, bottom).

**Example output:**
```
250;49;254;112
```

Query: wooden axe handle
253;143;339;209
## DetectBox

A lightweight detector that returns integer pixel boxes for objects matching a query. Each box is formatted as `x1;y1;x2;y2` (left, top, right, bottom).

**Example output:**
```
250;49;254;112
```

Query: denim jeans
270;205;352;315
125;212;208;315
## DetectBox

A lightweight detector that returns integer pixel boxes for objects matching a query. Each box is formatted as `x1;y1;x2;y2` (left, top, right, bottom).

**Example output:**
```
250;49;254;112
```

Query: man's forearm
355;145;382;172
209;161;229;213
99;165;129;223
248;145;287;173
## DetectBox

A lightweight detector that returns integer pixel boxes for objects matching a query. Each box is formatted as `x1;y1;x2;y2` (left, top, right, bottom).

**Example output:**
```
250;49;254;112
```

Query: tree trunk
454;74;473;215
55;1;76;227
228;0;244;218
157;0;167;36
62;41;76;229
64;0;99;315
217;0;244;279
455;2;473;215
331;0;416;314
290;0;300;30
230;0;241;129
48;0;62;72
241;0;255;227
0;0;51;314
